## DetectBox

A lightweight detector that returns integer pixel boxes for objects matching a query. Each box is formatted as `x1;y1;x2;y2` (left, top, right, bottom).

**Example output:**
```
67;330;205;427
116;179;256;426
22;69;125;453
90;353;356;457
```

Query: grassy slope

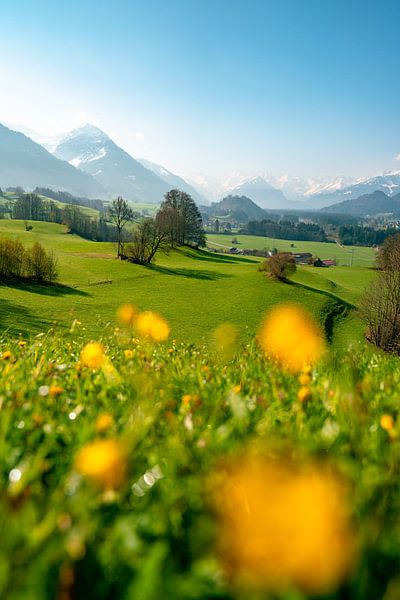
0;221;375;347
207;233;375;268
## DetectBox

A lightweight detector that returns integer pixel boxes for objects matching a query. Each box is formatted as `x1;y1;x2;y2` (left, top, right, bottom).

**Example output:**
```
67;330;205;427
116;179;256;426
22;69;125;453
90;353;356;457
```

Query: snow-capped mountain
306;171;400;208
138;158;208;205
54;124;172;203
0;122;106;198
225;176;288;209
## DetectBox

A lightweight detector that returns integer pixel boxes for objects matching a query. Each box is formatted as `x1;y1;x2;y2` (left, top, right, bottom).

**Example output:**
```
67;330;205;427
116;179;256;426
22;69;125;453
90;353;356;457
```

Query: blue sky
0;0;399;179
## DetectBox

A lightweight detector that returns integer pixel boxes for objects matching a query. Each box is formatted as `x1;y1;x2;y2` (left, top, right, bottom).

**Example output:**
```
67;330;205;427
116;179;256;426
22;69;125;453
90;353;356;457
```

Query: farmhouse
292;252;312;264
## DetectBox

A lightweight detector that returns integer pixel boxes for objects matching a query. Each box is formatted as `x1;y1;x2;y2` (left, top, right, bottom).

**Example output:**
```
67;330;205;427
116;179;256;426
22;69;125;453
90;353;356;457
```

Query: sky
0;0;399;181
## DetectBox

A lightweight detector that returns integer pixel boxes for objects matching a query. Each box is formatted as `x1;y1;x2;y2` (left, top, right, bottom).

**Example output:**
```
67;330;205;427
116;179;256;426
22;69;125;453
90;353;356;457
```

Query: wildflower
80;342;107;369
233;384;242;394
298;386;312;403
135;311;170;342
380;414;394;431
299;372;311;386
18;340;27;347
258;304;325;373
124;349;134;359
213;453;356;595
182;394;192;405
95;413;114;433
117;303;138;327
49;385;64;397
2;350;12;360
75;439;126;489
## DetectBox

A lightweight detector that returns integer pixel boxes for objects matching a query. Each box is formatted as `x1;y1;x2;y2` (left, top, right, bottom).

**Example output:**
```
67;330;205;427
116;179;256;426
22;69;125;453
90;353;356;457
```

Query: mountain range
320;190;400;217
1;120;399;212
0;123;105;198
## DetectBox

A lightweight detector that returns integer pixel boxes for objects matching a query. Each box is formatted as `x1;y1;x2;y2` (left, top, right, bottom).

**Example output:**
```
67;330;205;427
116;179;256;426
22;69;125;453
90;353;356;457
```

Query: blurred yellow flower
298;372;312;386
49;385;64;397
213;454;356;595
182;394;192;405
18;340;27;347
124;349;134;359
95;413;114;433
117;303;138;327
298;386;312;403
75;439;126;489
258;304;325;373
2;350;12;360
136;311;170;342
80;342;107;369
380;414;394;431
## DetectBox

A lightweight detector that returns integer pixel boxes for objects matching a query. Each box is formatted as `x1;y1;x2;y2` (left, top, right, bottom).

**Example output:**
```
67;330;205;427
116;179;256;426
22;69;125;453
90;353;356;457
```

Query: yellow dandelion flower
233;384;242;394
213;454;356;595
298;386;312;403
117;303;138;327
2;350;12;360
182;394;192;405
95;413;114;433
258;304;325;373
75;439;126;489
18;340;27;347
380;414;394;431
80;342;107;369
136;311;170;342
298;372;312;386
124;349;134;359
49;385;64;397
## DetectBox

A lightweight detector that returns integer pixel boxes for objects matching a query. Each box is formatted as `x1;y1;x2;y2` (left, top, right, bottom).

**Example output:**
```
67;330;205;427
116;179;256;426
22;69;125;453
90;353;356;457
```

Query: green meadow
207;233;375;268
0;220;376;347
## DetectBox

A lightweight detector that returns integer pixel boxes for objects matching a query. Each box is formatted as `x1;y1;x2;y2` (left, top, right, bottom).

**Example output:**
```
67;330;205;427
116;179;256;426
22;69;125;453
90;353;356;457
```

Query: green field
207;233;376;268
0;220;376;349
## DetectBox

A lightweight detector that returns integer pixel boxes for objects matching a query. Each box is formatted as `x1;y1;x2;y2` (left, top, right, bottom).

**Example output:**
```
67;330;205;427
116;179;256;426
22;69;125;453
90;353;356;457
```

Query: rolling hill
320;190;400;217
202;194;267;222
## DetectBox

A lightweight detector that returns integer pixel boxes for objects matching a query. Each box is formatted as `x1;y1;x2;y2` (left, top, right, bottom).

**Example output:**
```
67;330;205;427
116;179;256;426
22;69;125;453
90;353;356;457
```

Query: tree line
244;219;328;242
2;188;206;265
338;225;399;246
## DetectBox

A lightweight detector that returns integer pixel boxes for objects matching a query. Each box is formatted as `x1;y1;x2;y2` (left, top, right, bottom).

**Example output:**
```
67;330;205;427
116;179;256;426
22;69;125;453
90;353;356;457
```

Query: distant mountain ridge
0;123;106;198
138;158;208;205
202;194;267;221
320;190;400;217
223;176;288;210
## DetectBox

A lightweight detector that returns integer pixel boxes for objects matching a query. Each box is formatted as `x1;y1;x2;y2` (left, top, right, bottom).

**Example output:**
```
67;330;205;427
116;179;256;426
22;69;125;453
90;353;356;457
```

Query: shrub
260;252;296;281
0;237;58;283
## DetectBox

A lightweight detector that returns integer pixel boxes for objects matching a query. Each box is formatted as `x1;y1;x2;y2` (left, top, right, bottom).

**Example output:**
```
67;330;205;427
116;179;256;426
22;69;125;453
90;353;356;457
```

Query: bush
0;237;58;283
260;252;296;281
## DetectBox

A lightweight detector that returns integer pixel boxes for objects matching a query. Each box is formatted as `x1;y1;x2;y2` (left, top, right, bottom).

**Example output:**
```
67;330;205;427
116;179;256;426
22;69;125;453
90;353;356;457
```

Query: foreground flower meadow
1;304;400;599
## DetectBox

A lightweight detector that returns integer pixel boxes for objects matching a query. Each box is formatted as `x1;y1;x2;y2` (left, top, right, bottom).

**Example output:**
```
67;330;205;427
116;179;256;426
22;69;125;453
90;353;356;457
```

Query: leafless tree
125;219;169;265
360;234;400;353
108;197;134;258
260;252;296;281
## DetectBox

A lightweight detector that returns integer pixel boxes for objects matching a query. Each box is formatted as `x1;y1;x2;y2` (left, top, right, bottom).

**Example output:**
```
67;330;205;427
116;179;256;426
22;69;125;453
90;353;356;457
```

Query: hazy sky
0;0;399;179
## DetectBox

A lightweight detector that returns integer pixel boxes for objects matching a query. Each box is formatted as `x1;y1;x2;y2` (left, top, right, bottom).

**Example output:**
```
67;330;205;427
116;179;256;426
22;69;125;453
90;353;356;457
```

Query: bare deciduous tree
108;197;134;258
360;234;400;353
259;252;296;281
125;219;169;265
